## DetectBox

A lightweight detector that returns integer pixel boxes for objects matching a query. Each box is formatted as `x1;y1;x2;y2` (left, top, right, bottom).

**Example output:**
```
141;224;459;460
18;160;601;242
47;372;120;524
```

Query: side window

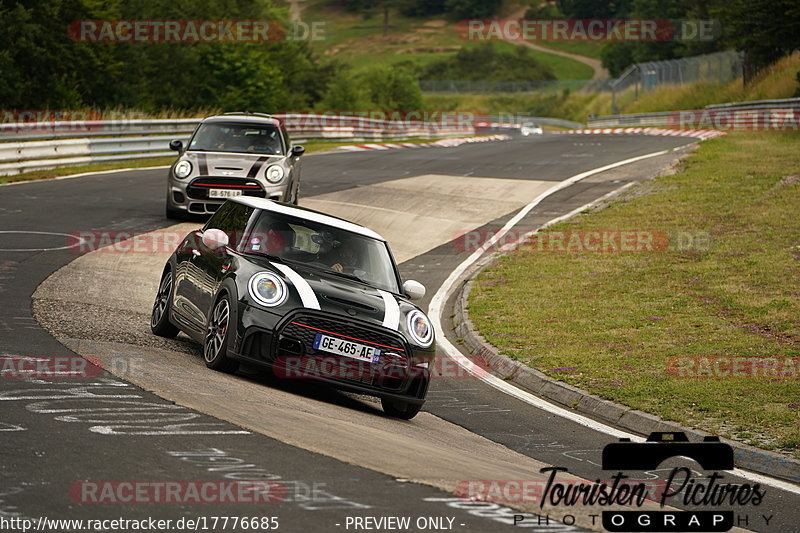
204;202;236;232
204;202;254;248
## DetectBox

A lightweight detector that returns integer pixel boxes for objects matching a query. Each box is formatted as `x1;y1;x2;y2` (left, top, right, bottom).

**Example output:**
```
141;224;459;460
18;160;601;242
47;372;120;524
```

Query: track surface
1;135;796;532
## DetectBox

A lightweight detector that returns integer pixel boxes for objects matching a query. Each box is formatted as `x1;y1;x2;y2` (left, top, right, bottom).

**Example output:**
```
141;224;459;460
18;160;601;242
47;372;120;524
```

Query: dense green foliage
0;0;335;111
538;0;800;79
346;0;501;19
420;44;556;82
320;64;423;110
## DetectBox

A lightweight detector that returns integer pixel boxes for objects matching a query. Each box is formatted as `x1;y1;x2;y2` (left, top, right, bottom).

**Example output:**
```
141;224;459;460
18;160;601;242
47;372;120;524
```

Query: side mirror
202;229;229;250
403;280;426;301
291;145;305;157
169;139;183;152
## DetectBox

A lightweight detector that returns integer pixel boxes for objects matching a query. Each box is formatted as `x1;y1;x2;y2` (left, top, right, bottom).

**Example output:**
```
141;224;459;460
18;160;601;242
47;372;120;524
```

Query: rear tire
381;398;423;420
204;293;239;374
151;269;179;338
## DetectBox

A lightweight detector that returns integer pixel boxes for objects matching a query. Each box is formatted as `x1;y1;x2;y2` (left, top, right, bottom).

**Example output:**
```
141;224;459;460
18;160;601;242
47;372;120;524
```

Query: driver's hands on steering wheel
331;263;344;272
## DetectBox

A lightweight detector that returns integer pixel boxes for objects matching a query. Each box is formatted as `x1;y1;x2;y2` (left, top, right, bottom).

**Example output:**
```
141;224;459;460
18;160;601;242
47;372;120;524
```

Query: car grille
274;311;410;389
186;177;266;200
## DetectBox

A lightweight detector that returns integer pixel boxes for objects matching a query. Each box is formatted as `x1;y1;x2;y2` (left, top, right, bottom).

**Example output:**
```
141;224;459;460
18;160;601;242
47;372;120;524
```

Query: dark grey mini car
151;197;435;419
166;113;305;219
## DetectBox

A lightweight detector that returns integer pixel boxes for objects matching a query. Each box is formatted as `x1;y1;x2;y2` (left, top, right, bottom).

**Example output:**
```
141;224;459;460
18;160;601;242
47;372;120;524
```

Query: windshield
241;210;400;294
189;122;284;155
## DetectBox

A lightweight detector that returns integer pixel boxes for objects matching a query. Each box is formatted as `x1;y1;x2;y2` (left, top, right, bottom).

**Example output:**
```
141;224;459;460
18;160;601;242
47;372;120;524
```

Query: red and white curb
338;134;511;152
559;127;725;140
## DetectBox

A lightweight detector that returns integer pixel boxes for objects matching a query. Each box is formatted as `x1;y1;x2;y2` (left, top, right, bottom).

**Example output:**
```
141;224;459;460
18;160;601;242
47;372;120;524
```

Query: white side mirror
403;280;426;301
202;228;229;250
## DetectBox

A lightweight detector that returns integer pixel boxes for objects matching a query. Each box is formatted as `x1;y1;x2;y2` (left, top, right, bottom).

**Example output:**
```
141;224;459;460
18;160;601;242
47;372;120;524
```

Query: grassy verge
424;91;611;124
468;133;800;457
0;157;176;185
532;41;604;60
623;53;800;113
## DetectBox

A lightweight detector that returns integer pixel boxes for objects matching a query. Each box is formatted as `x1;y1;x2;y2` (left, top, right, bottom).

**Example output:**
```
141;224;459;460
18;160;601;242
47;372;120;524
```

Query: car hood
185;151;283;178
246;257;409;331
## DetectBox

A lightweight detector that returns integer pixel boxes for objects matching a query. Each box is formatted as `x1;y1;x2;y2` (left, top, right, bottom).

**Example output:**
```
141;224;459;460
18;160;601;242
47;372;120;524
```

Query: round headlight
265;165;285;183
248;272;287;307
174;160;192;179
407;310;433;348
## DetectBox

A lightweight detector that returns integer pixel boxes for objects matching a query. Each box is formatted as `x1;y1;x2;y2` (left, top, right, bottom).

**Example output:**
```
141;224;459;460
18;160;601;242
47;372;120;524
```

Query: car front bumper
232;306;432;403
168;175;289;215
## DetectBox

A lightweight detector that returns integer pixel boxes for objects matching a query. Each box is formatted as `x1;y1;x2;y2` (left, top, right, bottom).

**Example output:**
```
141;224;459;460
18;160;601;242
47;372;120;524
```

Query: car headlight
174;160;192;179
248;272;287;307
265;165;285;183
407;310;433;348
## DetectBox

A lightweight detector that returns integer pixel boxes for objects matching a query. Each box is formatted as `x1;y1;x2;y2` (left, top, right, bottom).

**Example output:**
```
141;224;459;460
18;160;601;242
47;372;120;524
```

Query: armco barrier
0;114;477;177
588;97;800;129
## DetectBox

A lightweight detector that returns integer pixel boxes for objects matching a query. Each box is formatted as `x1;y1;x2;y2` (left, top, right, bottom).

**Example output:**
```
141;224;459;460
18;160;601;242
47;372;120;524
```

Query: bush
421;44;556;82
320;65;422;111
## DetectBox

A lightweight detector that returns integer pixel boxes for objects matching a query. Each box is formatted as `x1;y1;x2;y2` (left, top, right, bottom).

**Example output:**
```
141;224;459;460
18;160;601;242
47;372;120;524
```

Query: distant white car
521;123;544;136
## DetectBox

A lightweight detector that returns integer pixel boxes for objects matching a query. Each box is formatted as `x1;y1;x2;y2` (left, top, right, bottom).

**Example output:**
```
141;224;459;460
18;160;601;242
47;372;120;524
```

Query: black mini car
151;197;434;419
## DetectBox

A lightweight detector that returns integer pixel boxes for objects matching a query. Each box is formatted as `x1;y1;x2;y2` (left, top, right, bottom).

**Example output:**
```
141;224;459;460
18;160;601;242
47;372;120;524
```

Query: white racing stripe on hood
270;262;320;310
378;290;400;330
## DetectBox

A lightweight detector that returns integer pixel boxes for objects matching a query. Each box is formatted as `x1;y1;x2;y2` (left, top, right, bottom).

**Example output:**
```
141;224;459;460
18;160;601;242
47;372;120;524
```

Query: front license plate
208;189;243;198
313;334;381;363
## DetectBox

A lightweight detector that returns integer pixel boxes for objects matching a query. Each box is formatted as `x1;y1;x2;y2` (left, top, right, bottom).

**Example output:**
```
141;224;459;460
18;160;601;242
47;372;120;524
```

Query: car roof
231;197;386;241
202;113;282;127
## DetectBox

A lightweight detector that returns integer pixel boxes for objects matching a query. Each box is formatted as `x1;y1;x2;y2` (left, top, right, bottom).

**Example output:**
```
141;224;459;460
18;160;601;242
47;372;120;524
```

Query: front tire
151;269;180;338
204;293;239;374
381;398;423;420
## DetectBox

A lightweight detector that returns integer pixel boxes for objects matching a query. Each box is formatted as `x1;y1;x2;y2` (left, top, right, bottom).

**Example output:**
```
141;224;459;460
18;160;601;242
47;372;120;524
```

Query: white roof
232;197;385;241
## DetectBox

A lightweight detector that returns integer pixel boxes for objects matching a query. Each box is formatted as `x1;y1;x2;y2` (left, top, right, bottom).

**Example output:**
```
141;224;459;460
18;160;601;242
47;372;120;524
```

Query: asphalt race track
1;134;797;532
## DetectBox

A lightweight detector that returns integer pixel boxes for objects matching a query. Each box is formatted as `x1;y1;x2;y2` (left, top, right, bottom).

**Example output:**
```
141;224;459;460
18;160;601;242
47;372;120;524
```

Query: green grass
491;40;594;80
533;41;604;60
468;133;800;457
623;53;800;113
0;156;176;185
423;91;612;123
308;2;594;81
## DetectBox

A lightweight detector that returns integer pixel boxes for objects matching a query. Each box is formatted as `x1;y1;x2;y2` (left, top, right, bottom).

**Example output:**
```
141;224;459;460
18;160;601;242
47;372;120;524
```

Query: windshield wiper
318;268;367;284
241;251;285;263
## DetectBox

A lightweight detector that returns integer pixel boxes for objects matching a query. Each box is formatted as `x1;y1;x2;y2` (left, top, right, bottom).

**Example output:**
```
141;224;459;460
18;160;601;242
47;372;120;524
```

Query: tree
443;0;502;19
362;66;423;110
711;0;800;82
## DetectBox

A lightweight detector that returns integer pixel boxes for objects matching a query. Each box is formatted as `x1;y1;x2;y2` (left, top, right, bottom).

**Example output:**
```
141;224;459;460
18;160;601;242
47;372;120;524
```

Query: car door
173;203;236;332
186;202;255;327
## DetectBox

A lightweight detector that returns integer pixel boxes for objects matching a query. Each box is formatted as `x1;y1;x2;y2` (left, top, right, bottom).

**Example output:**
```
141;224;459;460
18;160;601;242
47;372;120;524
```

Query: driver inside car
246;220;295;256
329;246;358;273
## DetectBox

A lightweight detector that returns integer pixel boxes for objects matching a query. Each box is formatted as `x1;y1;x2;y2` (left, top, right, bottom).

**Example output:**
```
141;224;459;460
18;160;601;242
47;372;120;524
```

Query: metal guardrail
587;97;800;129
0;114;477;177
705;97;800;111
586;112;673;128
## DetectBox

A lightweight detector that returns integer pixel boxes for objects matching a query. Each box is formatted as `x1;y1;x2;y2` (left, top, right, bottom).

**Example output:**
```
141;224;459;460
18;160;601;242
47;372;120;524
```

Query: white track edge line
428;150;800;495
